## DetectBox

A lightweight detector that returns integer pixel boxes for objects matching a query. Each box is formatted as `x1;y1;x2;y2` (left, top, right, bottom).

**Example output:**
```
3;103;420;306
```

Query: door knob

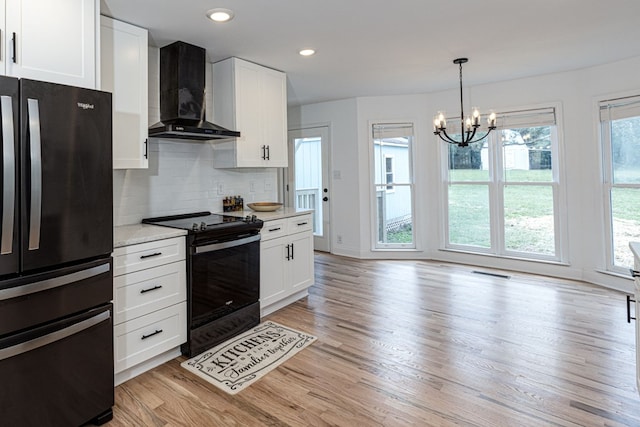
322;197;328;201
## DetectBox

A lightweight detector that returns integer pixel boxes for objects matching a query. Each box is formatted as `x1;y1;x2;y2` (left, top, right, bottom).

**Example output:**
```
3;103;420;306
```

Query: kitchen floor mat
180;321;316;394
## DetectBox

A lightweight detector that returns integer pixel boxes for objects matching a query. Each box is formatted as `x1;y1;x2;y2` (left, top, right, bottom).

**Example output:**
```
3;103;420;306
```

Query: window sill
439;247;570;267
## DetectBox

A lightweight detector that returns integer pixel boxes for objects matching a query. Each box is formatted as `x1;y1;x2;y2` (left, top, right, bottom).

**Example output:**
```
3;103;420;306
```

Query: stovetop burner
142;211;263;239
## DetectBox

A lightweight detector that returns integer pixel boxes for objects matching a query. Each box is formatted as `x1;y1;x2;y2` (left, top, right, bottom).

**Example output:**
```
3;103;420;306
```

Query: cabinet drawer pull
627;295;636;323
268;227;281;232
140;252;162;259
140;285;163;294
630;269;640;278
297;222;308;226
141;329;163;340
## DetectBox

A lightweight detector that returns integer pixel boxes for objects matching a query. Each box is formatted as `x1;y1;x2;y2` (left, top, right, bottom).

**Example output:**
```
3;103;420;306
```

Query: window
385;156;394;191
372;123;415;249
444;107;562;261
600;96;640;272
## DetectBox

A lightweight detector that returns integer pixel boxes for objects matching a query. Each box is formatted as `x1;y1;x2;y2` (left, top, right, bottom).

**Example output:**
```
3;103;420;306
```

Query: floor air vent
472;270;511;279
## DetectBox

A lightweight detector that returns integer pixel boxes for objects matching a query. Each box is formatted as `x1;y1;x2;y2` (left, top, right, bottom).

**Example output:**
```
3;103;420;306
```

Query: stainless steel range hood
149;41;240;141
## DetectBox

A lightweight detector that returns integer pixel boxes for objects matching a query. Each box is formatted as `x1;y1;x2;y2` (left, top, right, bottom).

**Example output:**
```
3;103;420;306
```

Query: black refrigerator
0;76;115;426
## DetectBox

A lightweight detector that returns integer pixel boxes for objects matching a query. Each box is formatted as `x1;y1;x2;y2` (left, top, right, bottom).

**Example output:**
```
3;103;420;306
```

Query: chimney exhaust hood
149;41;240;141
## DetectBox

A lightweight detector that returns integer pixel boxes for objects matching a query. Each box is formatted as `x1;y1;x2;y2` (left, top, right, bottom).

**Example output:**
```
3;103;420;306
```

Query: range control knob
244;215;251;222
200;222;207;230
251;215;258;222
191;223;199;231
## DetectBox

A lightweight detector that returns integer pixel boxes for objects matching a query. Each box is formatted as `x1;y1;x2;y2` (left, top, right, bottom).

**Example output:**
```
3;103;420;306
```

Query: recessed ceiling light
206;8;234;23
299;48;316;57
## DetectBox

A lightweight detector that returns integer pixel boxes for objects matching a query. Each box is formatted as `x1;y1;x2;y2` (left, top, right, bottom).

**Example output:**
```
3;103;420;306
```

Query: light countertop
220;207;313;222
114;208;312;248
114;224;187;248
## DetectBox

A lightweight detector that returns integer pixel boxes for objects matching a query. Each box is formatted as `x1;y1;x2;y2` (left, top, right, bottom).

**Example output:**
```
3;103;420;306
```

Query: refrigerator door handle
0;309;110;361
0;262;111;302
0;96;16;255
27;98;42;251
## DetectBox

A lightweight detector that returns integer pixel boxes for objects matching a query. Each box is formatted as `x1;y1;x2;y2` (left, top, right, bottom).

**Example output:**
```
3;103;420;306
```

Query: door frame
285;125;331;252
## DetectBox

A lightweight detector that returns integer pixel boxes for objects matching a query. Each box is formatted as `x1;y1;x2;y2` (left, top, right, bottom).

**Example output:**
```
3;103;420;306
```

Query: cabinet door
212;57;288;168
100;16;148;169
5;0;96;89
234;60;265;167
260;67;288;167
289;231;314;292
260;237;288;308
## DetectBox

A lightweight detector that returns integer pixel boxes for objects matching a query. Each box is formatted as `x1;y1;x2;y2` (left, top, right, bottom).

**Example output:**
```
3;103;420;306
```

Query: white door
287;126;331;252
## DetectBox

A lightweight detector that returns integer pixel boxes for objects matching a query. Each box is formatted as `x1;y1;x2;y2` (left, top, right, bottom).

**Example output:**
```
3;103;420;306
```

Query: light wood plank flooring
107;253;640;426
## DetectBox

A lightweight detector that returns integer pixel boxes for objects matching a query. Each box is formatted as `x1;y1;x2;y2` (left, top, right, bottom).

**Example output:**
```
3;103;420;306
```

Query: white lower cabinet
112;237;187;385
260;214;314;315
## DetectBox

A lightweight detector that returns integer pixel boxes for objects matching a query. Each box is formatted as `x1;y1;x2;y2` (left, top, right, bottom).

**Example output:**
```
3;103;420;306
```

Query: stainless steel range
142;211;263;356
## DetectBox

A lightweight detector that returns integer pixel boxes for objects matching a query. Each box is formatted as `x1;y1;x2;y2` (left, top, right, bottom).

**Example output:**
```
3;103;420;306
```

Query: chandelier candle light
433;58;497;147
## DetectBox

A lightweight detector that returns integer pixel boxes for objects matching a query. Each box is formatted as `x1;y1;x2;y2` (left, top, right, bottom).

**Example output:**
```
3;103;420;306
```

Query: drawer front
288;214;313;234
113;237;186;276
114;302;187;373
114;261;187;325
261;219;288;241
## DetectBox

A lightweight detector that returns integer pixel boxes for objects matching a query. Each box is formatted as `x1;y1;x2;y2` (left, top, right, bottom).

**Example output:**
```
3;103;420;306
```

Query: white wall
289;55;640;293
113;47;278;226
288;98;359;255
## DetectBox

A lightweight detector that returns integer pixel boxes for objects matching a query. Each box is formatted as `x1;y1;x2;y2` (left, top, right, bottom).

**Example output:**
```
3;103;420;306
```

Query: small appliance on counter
142;211;263;357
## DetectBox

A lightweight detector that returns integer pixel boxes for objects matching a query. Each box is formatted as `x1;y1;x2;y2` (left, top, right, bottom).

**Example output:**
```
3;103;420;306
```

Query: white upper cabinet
100;16;149;169
4;0;97;89
212;57;288;168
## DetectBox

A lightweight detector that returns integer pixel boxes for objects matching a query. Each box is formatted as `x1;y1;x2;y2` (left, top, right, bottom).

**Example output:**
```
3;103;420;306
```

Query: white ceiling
100;0;640;107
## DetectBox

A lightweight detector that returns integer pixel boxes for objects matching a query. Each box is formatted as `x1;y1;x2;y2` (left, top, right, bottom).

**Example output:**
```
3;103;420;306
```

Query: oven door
190;234;260;329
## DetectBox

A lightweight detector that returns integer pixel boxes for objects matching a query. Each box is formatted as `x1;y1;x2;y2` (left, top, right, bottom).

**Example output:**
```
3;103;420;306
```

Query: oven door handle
194;234;260;254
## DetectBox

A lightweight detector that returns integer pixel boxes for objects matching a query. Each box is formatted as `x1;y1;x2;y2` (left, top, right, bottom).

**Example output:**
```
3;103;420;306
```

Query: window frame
370;121;417;250
599;94;640;273
441;104;567;263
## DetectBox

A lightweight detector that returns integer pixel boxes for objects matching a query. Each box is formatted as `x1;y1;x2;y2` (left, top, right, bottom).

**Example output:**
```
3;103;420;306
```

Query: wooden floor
107;253;640;426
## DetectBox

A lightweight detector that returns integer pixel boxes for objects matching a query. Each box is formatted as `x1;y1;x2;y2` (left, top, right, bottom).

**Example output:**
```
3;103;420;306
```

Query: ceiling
100;0;640;107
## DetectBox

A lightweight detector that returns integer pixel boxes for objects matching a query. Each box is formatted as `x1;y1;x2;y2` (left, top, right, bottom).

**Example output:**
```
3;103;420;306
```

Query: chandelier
433;58;496;147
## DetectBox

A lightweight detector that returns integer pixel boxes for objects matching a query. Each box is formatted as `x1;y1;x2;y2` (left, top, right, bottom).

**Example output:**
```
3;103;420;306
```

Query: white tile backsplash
113;46;278;226
113;139;279;225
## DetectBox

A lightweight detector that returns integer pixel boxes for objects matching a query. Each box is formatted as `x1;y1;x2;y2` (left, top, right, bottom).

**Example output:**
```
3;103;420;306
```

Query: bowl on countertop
247;202;283;212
